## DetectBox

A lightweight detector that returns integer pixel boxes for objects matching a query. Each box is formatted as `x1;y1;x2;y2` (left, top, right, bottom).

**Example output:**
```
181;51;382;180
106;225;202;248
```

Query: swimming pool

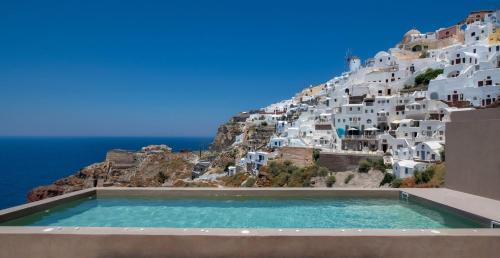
0;195;482;228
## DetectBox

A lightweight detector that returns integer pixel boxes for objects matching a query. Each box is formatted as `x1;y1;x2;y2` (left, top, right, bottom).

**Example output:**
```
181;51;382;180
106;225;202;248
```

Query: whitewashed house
393;160;430;179
414;141;444;162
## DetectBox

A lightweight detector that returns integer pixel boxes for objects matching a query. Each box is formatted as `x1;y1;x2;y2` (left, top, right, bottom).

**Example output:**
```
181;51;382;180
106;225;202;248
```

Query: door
421;151;425;160
452;94;459;102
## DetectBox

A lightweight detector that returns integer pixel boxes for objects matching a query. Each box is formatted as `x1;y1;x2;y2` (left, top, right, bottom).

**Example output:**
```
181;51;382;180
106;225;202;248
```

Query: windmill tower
345;49;361;73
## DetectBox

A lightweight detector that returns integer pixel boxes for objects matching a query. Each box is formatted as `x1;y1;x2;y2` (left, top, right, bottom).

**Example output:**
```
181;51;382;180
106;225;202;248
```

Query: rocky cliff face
209;121;244;151
27;145;196;202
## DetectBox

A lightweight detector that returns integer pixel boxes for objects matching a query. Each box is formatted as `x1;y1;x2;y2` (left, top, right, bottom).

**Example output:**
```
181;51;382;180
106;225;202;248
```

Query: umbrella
364;127;379;131
347;127;358;131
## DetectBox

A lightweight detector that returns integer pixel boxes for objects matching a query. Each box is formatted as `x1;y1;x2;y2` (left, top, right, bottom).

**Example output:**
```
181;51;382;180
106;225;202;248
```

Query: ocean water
0;196;482;228
0;137;212;210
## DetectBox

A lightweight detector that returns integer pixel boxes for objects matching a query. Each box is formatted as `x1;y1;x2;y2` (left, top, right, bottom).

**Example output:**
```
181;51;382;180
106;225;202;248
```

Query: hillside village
28;10;500;200
200;10;500;186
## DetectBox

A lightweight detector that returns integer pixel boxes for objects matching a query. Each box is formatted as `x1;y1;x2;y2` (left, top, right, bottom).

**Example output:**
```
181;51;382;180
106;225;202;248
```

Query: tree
326;176;336;187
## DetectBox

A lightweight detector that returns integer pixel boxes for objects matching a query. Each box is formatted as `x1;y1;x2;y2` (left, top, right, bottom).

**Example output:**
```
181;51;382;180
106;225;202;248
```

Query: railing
377;117;387;122
344;134;378;140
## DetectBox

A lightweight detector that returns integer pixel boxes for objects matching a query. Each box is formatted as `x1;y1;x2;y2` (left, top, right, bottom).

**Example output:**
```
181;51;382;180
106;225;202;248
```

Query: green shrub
414;167;435;184
263;161;332;187
244;177;256;187
371;158;387;173
391;178;402;188
312;149;321;162
414;68;444;86
272;173;290;187
344;174;354;184
316;166;329;177
380;172;394;186
358;160;372;173
359;158;388;173
326;176;336;187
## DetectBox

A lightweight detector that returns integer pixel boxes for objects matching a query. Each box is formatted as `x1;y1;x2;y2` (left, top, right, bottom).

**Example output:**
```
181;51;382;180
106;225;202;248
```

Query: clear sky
0;0;498;137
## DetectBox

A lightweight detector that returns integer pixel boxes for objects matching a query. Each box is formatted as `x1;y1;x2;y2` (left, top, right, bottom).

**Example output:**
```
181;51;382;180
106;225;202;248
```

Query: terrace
1;187;500;258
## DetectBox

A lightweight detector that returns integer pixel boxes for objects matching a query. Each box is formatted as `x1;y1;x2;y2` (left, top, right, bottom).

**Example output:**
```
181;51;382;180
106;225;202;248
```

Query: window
473;49;476;53
431;154;435;160
405;168;409;174
478;81;484;87
471;32;476;37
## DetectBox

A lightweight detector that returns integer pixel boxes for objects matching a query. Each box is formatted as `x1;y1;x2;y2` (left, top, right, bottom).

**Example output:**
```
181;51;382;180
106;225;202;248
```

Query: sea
0;137;213;210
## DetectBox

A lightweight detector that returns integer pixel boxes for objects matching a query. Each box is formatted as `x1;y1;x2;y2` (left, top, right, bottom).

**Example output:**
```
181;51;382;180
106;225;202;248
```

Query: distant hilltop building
465;10;495;24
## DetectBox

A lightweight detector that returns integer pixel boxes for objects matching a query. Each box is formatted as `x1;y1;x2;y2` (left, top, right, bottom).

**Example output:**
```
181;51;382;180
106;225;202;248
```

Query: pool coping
1;187;500;237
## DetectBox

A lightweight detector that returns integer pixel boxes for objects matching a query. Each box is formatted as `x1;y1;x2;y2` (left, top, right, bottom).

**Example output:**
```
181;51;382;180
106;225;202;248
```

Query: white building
414;141;444;162
393;160;430;179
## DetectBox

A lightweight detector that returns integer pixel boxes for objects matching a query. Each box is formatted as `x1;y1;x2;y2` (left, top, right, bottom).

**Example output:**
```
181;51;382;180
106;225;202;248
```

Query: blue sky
0;0;497;137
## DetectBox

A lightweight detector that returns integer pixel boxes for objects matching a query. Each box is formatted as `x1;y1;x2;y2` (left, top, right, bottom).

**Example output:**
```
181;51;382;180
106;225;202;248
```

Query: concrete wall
317;153;382;172
445;108;500;201
1;231;500;258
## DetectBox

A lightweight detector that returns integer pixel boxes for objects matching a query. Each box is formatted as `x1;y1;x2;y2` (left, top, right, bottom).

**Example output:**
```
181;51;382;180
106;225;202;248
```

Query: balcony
377;116;387;122
344;134;378;140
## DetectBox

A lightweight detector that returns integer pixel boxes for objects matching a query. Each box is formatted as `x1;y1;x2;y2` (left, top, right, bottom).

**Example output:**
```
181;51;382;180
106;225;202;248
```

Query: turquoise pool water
1;196;482;228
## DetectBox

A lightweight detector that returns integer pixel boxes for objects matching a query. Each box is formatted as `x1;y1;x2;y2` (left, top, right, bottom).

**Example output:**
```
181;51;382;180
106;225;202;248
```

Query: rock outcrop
209;121;243;152
27;145;196;202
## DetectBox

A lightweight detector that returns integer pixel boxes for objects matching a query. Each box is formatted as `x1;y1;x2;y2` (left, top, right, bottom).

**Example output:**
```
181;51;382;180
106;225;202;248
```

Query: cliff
27;145;196;202
209;121;243;152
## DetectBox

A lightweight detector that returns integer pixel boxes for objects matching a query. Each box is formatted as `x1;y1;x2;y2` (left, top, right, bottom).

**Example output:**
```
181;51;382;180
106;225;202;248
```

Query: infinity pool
0;196;482;228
